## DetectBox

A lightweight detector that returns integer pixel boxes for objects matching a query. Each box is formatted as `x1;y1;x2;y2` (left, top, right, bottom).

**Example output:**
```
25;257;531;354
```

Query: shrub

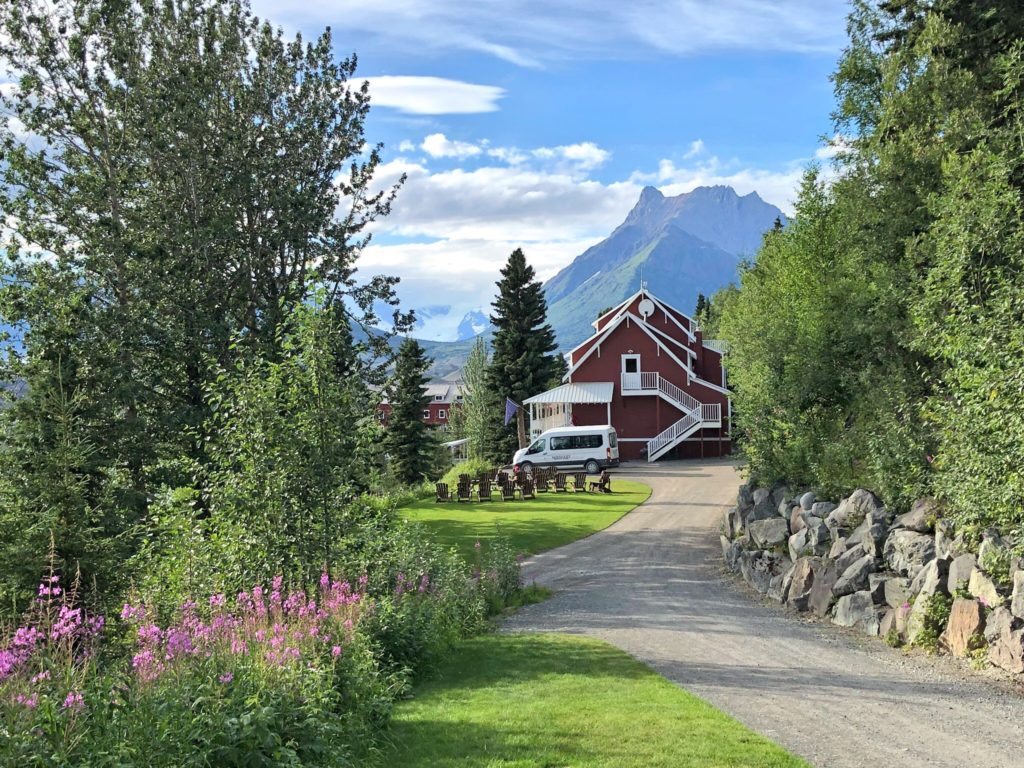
440;458;494;489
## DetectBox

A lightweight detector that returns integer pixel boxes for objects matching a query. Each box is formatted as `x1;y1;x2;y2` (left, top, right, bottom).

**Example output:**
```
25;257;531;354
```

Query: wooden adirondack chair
572;473;587;493
536;469;550;492
500;478;516;501
456;481;473;503
478;478;494;501
458;473;472;486
588;472;612;494
521;478;536;500
553;473;568;493
435;483;452;503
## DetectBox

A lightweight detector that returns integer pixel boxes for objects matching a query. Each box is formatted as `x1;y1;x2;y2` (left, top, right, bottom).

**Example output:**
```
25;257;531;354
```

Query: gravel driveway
503;459;1024;768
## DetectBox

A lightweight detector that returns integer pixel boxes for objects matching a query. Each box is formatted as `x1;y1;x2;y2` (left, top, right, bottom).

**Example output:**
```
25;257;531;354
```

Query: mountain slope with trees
545;185;785;348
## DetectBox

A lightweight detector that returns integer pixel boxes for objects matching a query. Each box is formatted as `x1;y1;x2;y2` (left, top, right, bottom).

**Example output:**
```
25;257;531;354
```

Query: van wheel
585;460;600;474
520;461;533;474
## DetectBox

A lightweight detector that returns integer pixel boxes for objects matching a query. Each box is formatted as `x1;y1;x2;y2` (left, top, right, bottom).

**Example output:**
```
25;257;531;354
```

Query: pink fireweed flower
15;693;38;709
121;603;145;622
13;626;44;649
31;670;51;684
320;572;330;590
209;594;226;609
358;574;368;589
62;691;85;712
331;645;342;658
418;574;430;594
218;672;233;684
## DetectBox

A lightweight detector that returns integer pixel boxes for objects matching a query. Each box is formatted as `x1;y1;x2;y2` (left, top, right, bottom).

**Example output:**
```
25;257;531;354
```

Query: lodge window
438;410;447;419
422;410;430;419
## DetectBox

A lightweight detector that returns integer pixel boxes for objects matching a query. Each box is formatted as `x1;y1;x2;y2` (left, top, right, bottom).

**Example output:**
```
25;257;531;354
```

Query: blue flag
504;397;519;426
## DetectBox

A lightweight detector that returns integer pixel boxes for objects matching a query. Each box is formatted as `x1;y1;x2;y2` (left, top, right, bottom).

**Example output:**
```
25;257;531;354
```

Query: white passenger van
512;424;620;475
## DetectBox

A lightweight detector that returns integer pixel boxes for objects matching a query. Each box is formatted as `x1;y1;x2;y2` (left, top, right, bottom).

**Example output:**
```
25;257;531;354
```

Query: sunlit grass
400;479;651;561
381;633;809;768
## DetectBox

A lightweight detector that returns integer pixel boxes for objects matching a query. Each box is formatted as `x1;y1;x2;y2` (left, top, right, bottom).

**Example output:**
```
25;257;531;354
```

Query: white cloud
420;133;483;159
253;1;847;67
683;139;705;159
357;138;813;339
362;76;505;114
397;139;416;153
535;142;610;172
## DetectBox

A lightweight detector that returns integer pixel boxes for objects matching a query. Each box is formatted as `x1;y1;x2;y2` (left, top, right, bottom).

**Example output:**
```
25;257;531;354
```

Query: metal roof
524;381;614;405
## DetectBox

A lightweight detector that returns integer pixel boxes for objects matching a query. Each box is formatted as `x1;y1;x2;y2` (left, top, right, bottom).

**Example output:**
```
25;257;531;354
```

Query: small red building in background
525;287;731;462
377;381;463;430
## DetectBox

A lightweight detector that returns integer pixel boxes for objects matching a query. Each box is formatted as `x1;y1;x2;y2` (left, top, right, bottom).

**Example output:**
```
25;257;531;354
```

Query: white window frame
621;353;641;374
422;409;431;420
438;409;447;420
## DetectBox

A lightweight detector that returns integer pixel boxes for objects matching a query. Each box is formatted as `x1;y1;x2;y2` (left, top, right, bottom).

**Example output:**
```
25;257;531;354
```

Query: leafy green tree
0;0;406;613
484;249;559;463
386;338;434;485
448;337;495;460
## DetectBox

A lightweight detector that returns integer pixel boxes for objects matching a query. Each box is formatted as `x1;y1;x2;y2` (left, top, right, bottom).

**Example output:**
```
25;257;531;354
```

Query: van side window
550;436;572;451
574;435;603;449
608;432;617;448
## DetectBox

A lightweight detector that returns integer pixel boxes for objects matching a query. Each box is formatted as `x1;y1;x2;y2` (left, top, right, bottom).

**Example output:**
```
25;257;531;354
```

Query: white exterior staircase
620;372;722;461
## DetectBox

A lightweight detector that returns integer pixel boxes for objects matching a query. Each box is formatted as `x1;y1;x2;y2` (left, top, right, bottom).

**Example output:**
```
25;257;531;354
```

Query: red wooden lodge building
524;287;731;462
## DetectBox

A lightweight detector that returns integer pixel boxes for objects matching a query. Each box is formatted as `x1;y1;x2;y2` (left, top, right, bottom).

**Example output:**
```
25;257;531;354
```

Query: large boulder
811;501;838;519
808;562;840;616
778;498;798;520
799;491;816;511
721;535;742;572
832;591;882;635
767;560;795;603
740;551;788;595
833;555;876;598
934;519;957;560
861;521;891;559
892;497;940;534
983;606;1017;645
746;488;777;525
940;598;985;657
790;507;808;535
1012;571;1024;620
883;576;913;610
723;507;744;539
805;519;831;553
968;568;1003;608
787;556;819;612
946;553;977;595
749;517;790;549
826;489;885;538
788;528;809;563
770;485;791;511
978;529;1006;574
884;529;936;580
984;607;1024;674
867;572;889;604
828;537;848;560
910;558;949;600
833;543;867;577
738;485;754;514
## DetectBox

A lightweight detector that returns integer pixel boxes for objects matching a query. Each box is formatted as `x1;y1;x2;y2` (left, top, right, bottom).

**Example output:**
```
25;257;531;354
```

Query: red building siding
565;290;731;462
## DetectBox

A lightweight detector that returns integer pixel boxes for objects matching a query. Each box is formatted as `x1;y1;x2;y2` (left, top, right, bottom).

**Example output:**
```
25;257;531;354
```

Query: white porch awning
524;381;613;405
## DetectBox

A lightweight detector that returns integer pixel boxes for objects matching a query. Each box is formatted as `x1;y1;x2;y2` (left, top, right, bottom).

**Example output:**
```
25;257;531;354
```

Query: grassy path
401;480;651;562
382;633;808;768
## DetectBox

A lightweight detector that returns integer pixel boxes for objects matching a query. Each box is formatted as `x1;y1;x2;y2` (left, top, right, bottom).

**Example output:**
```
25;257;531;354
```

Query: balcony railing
620;371;658;392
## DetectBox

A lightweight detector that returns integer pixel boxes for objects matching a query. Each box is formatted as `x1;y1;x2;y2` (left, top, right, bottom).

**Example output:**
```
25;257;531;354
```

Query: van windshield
527;438;546;454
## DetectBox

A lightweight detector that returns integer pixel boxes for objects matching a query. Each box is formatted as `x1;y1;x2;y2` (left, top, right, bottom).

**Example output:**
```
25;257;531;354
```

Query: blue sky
250;1;850;340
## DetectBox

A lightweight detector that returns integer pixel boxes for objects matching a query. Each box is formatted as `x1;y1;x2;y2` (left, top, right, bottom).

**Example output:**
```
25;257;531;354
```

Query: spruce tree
386;338;433;485
485;248;559;463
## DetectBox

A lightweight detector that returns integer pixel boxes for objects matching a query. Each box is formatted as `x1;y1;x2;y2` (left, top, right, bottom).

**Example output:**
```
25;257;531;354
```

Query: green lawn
401;480;651;561
381;633;808;768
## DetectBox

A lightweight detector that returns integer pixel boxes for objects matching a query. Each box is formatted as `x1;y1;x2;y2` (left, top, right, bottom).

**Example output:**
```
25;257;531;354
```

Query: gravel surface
503;459;1024;768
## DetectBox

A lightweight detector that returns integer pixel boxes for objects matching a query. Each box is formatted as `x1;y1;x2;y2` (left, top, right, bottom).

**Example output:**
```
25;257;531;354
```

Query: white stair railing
620;371;658;391
647;410;701;460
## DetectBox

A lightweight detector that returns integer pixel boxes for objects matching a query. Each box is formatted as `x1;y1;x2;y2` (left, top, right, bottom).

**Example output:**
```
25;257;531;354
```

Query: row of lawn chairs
435;469;610;503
